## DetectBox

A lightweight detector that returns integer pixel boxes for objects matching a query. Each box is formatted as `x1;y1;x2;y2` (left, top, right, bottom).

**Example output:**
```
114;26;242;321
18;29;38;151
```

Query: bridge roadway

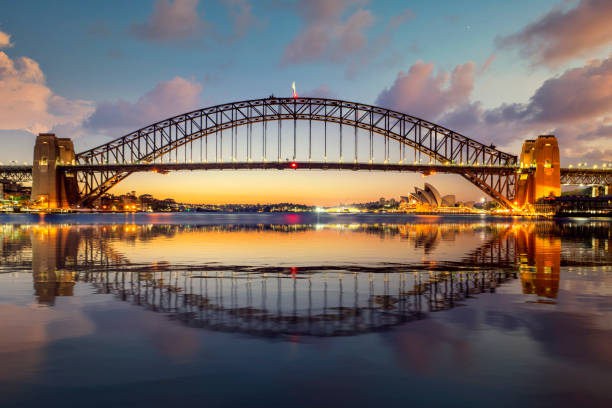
63;161;517;174
2;163;612;186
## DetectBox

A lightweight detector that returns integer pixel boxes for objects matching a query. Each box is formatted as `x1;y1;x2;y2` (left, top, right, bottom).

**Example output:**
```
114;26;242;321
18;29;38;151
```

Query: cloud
0;51;93;135
375;61;475;121
223;0;261;42
85;76;203;132
131;0;208;43
0;303;94;381
497;0;612;68
389;9;415;28
482;54;612;127
281;0;374;65
0;29;13;49
478;54;496;75
377;55;612;162
301;84;335;98
131;0;260;45
345;9;414;79
88;20;112;38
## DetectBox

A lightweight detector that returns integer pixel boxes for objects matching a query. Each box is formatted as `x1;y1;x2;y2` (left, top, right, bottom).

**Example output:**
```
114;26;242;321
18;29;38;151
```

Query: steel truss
0;166;32;183
560;168;612;186
74;97;519;207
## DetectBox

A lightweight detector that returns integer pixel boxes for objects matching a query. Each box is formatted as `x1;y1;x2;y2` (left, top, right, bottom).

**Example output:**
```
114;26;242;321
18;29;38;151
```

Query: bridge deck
1;163;612;185
60;161;517;174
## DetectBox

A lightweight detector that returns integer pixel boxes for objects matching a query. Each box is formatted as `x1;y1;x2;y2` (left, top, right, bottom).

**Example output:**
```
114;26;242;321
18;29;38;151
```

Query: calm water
1;213;611;408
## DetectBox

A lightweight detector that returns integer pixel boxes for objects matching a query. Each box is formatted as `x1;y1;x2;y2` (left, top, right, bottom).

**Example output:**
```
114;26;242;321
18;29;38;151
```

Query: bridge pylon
31;133;80;209
515;135;561;207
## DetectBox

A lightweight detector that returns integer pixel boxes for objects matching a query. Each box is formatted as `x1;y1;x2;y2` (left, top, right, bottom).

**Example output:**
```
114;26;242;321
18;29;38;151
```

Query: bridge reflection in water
2;222;611;338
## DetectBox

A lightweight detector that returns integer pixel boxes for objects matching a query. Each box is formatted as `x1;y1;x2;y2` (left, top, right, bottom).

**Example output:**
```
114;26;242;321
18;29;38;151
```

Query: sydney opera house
401;183;457;209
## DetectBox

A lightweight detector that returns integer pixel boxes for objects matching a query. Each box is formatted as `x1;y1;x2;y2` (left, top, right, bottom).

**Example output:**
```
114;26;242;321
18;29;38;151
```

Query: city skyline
1;0;612;204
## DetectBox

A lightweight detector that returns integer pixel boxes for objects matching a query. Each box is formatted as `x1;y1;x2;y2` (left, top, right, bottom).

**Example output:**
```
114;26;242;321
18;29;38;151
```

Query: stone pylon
31;133;80;209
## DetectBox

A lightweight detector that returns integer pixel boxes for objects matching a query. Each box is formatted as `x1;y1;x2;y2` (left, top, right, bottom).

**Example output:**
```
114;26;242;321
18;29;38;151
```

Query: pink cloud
223;0;261;42
282;0;374;65
375;61;475;121
0;29;13;49
497;0;612;68
301;84;335;98
377;55;612;162
131;0;260;44
389;9;415;28
85;76;203;132
0;51;93;135
482;54;612;127
478;54;496;75
345;9;415;79
131;0;209;43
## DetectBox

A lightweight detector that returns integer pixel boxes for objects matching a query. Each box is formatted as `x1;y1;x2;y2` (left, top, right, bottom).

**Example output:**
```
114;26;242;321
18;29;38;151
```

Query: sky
1;0;612;204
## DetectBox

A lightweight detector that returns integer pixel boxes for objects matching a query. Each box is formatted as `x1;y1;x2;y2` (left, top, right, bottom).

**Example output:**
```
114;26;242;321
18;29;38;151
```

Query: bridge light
290;162;298;169
569;164;573;168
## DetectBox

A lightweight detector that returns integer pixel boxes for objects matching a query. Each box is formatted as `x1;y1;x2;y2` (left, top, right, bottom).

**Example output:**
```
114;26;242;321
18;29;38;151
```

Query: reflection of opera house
401;183;458;210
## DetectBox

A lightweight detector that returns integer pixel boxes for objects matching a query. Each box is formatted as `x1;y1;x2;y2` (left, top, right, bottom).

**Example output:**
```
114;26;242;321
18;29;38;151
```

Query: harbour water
1;213;611;407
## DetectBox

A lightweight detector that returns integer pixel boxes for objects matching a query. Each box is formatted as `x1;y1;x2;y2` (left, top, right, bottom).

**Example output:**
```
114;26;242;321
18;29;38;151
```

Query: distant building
403;183;456;208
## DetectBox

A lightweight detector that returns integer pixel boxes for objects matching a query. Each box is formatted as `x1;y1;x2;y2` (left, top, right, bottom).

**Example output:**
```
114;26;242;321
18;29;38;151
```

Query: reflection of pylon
516;228;561;299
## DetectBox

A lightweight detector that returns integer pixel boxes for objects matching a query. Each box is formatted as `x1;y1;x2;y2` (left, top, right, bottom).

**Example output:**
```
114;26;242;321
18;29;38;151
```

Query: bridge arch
74;97;518;207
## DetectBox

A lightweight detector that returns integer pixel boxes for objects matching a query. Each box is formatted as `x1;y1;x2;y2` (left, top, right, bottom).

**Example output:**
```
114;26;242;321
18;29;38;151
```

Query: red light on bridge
290;162;298;168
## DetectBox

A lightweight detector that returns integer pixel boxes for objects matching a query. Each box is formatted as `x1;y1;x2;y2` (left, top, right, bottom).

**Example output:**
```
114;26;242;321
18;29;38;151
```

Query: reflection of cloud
142;314;201;360
88;304;202;361
0;304;94;354
383;320;471;374
485;308;612;367
0;303;94;381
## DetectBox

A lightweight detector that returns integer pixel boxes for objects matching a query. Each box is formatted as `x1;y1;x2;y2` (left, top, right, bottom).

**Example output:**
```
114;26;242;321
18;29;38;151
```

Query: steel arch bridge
71;96;519;207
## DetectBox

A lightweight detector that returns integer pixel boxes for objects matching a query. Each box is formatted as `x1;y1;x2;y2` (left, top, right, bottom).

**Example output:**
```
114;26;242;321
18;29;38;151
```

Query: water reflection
516;225;561;300
1;221;611;338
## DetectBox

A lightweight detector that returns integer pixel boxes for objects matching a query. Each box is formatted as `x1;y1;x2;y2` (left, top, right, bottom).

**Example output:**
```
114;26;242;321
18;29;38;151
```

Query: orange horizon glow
109;170;486;205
